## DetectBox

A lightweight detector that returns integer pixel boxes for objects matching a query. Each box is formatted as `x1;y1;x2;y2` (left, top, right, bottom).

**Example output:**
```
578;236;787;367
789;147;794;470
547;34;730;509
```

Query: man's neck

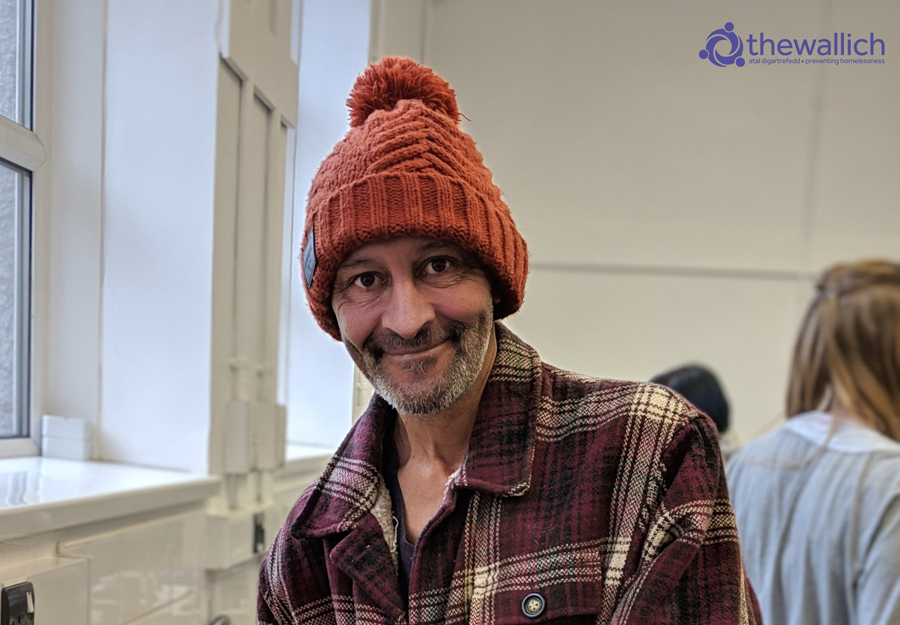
393;329;498;474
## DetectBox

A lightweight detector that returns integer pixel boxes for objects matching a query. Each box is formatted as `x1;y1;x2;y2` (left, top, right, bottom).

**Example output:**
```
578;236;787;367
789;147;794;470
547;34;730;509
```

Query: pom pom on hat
347;56;460;128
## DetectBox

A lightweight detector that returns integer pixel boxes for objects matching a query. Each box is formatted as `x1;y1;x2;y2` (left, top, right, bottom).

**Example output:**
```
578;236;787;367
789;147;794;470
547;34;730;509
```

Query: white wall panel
0;557;90;625
128;592;205;625
505;269;809;445
209;60;243;477
169;592;205;625
208;558;263;625
286;0;370;447
59;512;205;625
808;2;900;268
101;0;220;471
43;0;105;430
423;0;826;272
231;95;272;405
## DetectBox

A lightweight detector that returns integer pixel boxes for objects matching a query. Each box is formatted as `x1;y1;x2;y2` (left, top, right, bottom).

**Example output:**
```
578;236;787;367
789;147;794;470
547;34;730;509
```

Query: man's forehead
338;237;467;267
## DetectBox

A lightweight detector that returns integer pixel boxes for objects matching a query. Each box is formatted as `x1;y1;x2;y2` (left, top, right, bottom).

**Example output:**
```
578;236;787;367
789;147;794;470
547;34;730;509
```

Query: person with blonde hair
726;259;900;625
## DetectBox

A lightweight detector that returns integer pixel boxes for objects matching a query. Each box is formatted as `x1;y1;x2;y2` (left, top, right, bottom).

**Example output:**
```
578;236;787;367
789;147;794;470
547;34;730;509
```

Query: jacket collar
291;322;542;540
453;323;541;497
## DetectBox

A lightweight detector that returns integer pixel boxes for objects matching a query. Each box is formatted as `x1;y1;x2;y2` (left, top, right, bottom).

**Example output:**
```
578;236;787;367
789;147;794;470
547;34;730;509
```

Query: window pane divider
0;437;38;459
0;115;45;172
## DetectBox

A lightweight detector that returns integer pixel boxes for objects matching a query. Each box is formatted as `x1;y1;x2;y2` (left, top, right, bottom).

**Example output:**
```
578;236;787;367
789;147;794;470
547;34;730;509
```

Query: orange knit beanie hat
300;56;529;340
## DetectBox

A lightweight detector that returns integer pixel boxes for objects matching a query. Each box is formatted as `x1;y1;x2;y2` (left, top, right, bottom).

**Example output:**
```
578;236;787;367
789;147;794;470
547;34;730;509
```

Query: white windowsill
0;444;335;544
0;457;221;542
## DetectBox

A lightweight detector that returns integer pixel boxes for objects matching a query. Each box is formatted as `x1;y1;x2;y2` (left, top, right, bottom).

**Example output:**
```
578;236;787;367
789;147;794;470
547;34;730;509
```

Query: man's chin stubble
349;313;492;416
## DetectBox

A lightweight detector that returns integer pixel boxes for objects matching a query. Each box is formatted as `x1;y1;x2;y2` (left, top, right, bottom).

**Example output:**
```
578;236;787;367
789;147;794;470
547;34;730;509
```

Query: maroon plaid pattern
259;324;761;624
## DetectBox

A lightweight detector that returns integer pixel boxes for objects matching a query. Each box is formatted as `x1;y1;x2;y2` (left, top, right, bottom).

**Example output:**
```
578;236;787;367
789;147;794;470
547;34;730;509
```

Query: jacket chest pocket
470;578;603;624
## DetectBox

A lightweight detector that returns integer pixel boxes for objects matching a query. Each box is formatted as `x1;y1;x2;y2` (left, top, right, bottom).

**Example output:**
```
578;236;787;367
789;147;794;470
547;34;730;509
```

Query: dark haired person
651;365;739;461
727;260;900;625
258;57;760;624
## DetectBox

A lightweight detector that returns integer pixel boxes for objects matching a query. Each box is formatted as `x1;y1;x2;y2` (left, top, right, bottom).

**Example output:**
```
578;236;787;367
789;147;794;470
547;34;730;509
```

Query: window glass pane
0;159;30;437
0;0;33;127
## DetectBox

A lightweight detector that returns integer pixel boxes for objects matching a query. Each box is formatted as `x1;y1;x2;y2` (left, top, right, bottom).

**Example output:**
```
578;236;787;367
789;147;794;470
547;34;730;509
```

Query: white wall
40;0;105;447
101;0;220;472
286;0;371;447
371;0;900;445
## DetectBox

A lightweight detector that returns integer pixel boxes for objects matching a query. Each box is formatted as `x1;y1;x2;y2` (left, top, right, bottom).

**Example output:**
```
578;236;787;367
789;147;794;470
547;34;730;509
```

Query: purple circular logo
700;22;745;67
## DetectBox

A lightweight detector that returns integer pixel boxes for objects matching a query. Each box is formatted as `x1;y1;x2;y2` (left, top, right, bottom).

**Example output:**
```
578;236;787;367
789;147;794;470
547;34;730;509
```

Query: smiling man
258;57;760;624
333;238;495;420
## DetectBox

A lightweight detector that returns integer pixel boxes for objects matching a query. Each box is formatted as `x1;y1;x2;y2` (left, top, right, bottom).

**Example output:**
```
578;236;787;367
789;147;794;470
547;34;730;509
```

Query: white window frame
0;0;43;457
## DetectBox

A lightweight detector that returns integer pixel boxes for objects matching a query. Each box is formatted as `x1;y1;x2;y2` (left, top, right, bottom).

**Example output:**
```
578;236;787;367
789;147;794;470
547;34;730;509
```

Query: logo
699;22;885;67
302;227;317;289
700;22;745;67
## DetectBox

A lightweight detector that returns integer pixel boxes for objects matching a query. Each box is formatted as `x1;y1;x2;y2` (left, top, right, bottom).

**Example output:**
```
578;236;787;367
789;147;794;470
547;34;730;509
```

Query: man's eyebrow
418;240;462;253
335;257;374;271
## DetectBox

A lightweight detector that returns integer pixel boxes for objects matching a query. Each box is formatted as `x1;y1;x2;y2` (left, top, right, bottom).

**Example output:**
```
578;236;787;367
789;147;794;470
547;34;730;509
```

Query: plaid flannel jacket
259;324;761;624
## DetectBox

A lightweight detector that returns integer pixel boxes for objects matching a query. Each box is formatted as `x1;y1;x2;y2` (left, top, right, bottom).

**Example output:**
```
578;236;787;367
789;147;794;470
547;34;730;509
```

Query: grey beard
356;312;492;416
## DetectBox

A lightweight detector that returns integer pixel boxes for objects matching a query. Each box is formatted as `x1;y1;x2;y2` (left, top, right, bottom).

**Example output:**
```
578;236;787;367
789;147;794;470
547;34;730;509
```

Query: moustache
363;321;466;359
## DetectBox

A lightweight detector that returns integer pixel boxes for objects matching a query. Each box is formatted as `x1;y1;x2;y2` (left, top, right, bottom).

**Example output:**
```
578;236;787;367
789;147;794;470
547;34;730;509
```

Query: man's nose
381;276;435;340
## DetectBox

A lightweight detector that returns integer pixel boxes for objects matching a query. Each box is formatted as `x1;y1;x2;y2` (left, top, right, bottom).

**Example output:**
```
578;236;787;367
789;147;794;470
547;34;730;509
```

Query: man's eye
425;258;449;274
353;273;377;288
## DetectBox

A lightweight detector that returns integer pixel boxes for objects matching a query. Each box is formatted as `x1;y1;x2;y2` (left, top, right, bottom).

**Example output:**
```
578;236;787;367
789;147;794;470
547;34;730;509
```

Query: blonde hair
787;260;900;441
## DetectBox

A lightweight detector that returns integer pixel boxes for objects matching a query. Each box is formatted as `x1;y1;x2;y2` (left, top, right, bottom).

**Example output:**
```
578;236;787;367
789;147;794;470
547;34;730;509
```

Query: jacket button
521;593;545;618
